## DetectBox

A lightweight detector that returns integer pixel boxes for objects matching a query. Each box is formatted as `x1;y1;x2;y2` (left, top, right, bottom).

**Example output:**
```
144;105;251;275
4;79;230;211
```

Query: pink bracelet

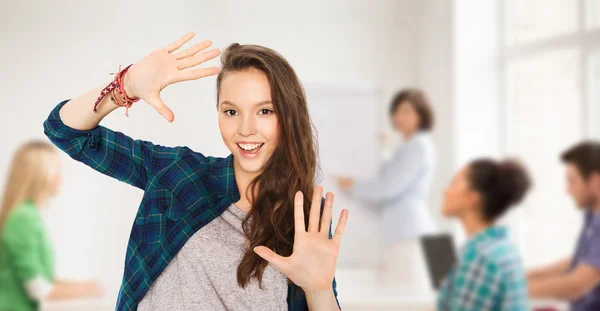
93;64;140;116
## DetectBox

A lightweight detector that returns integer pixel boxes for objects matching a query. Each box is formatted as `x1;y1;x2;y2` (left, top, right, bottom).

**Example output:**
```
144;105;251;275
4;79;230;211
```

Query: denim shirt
43;99;340;310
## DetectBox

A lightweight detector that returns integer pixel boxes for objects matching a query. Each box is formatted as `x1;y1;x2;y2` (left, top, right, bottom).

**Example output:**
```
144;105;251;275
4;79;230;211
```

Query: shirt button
163;205;168;209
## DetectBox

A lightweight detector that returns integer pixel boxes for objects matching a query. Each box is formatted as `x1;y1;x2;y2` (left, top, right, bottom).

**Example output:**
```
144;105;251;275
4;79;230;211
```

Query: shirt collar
203;154;241;203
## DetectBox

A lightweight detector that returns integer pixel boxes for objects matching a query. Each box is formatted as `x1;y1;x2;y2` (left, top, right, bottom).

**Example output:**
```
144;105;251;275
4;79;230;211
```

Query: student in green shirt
0;141;102;311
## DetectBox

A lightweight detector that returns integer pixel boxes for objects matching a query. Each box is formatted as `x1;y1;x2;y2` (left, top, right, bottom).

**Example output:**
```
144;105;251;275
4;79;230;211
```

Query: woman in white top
337;88;437;289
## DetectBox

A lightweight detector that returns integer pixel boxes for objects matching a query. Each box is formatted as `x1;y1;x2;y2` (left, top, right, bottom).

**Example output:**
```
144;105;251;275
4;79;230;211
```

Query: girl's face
392;101;420;136
218;69;280;177
442;167;480;218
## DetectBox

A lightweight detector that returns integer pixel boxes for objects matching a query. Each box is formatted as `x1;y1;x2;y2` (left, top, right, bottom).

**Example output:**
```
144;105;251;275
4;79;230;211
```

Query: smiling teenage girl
43;33;348;311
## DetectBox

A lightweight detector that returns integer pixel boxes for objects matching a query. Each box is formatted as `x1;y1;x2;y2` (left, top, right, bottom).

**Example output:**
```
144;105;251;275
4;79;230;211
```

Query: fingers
177;48;221;70
319;192;334;236
174;40;214;60
165;32;196;54
146;92;174;122
294;191;305;234
254;246;288;274
171;66;221;84
307;185;323;232
332;209;349;246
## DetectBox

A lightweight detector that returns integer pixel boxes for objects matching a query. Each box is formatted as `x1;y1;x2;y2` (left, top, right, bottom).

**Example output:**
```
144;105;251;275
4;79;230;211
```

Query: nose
238;114;257;137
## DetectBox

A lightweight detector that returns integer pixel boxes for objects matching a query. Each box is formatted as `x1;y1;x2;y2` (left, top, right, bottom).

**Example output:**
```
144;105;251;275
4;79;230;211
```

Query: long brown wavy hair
216;43;318;288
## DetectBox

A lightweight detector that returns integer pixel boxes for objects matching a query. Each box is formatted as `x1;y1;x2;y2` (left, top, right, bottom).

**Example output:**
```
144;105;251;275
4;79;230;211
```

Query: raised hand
254;186;349;293
123;32;221;122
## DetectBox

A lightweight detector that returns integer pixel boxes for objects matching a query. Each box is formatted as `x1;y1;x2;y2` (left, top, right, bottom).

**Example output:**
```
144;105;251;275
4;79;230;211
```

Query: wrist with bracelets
93;64;140;116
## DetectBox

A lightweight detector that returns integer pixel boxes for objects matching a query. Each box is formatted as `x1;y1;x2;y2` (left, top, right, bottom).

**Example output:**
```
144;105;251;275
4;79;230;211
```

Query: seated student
528;141;600;311
438;158;532;311
0;141;102;311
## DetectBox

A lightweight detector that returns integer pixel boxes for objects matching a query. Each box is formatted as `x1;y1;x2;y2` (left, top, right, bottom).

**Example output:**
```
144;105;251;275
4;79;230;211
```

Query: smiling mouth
236;143;265;157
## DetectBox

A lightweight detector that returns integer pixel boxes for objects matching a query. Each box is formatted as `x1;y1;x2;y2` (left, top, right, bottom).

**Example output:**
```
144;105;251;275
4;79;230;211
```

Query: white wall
451;0;503;243
414;0;507;244
453;0;502;163
0;0;423;299
416;0;455;233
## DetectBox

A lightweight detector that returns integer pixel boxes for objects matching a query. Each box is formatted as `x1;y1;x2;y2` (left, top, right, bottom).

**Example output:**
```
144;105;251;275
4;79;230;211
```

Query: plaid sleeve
43;99;180;190
439;254;504;311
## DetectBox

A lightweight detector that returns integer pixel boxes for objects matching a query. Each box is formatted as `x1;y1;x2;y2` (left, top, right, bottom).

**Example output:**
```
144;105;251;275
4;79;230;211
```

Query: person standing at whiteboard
336;88;437;290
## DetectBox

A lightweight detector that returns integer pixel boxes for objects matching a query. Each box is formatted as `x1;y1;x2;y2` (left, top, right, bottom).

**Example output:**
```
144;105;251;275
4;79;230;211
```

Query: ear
466;189;482;210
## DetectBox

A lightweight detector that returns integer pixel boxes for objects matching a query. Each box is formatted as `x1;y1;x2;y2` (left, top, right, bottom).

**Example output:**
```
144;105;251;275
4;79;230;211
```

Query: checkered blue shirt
437;226;529;311
43;99;340;310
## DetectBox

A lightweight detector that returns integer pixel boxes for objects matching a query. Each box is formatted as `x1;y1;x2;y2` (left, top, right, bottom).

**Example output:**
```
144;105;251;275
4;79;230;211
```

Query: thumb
146;92;174;123
254;246;288;273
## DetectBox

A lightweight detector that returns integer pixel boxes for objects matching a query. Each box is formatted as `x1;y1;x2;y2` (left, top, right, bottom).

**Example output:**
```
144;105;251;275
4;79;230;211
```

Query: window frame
500;0;600;264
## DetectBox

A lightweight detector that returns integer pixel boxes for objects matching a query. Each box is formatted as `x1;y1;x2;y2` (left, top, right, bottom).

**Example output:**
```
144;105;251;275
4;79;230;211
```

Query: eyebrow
219;100;273;108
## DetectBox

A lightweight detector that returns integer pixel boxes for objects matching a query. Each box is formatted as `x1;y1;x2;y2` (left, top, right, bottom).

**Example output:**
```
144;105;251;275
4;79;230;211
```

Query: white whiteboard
305;82;383;267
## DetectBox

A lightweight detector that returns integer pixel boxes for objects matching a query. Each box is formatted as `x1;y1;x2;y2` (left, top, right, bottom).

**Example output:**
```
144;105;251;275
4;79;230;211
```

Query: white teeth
238;143;263;151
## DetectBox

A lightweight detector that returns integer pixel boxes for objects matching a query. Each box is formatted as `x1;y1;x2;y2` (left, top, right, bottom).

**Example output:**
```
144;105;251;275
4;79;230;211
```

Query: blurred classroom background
1;0;600;310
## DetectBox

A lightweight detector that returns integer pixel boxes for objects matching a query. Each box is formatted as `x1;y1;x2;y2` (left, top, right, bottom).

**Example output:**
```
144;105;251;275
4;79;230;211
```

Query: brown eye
224;109;238;116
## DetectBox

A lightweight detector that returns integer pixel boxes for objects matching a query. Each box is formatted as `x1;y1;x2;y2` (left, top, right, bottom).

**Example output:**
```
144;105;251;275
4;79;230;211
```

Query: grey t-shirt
571;210;600;311
138;204;289;311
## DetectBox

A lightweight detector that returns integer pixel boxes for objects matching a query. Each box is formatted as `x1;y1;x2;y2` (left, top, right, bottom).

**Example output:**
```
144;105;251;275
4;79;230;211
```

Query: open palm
124;32;221;122
254;186;349;292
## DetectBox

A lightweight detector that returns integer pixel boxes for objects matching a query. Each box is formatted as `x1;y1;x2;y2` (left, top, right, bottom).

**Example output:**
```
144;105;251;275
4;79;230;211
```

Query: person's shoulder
177;146;230;168
588;210;600;228
206;154;235;171
7;201;38;221
474;237;522;271
457;235;525;290
404;132;434;156
459;244;502;278
407;132;430;146
3;202;41;234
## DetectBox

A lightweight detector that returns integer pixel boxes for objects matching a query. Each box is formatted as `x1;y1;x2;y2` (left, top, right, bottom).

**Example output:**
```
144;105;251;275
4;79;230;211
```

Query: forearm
53;279;84;287
527;258;571;280
305;289;340;311
45;281;98;300
528;276;584;301
59;81;124;131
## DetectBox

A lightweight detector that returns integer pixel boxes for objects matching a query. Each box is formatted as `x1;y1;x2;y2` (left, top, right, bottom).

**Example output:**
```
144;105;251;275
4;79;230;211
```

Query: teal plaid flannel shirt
43;99;340;310
437;226;529;311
